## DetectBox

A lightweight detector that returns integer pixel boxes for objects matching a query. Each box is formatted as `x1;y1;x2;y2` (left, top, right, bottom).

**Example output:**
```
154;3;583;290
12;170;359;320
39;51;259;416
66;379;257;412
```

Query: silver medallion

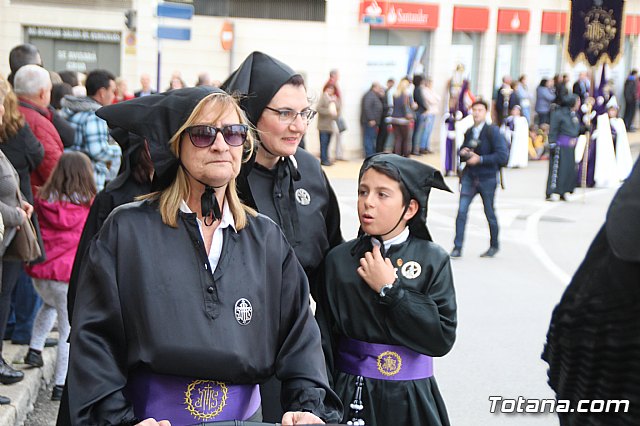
295;188;311;206
234;298;252;325
401;261;422;279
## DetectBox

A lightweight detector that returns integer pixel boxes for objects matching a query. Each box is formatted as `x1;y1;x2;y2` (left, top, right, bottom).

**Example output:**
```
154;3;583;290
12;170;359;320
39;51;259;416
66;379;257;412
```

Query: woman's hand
16;206;28;226
21;201;33;219
357;245;397;293
135;418;171;426
282;411;325;425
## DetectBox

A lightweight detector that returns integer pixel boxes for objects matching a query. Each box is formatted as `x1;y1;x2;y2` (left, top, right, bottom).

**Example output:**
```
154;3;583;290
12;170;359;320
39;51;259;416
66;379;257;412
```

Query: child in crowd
25;152;96;401
316;153;457;426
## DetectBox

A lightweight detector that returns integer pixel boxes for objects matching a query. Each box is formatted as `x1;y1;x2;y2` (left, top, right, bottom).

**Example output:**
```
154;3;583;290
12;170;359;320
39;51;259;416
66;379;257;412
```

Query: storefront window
451;31;481;93
494;34;523;88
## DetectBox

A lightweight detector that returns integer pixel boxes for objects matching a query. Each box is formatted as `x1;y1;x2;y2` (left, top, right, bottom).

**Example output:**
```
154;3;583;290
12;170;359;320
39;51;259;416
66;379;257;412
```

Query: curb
0;338;57;426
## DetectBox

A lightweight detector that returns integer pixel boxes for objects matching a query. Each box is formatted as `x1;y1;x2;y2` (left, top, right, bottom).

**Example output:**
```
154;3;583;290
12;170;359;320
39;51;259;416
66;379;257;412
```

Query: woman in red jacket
25;152;96;401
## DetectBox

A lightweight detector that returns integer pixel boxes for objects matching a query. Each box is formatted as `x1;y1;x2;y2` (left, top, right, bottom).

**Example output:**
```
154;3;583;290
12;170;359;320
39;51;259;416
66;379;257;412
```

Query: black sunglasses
184;124;249;148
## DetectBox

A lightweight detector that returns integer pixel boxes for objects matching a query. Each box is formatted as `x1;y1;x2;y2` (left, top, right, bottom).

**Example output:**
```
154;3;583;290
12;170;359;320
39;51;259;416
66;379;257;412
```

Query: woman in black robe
67;87;342;425
546;94;581;200
222;51;344;422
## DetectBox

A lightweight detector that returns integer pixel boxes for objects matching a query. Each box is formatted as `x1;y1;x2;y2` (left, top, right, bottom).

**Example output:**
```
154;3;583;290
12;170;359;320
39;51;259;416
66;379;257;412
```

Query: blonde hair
141;92;257;228
0;88;26;141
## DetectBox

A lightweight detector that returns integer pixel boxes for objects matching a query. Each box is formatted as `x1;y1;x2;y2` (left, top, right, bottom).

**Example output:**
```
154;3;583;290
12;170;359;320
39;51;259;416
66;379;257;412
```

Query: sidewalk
0;339;56;426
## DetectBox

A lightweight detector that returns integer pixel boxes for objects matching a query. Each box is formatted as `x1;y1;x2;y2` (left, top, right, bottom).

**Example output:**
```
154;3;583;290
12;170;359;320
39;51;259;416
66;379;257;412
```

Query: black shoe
450;248;462;258
45;338;58;348
51;385;64;401
0;395;10;405
320;161;333;166
480;247;499;258
25;349;44;368
0;360;24;384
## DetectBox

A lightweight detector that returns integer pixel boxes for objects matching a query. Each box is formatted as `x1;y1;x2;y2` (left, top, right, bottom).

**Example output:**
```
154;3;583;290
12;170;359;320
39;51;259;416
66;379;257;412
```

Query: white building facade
2;0;639;159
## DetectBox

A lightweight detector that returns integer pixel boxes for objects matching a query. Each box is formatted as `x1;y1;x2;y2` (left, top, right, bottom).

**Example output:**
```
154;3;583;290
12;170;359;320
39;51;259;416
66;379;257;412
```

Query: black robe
316;235;457;426
68;200;342;425
237;147;343;300
546;106;581;197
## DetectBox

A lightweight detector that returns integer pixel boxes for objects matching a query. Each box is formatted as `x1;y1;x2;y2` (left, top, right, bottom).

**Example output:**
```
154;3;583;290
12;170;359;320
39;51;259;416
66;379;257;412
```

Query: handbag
3;188;41;263
336;116;347;133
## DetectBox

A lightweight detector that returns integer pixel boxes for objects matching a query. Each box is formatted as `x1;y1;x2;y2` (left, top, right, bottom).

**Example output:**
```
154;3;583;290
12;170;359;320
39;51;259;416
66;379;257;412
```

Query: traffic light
125;9;137;31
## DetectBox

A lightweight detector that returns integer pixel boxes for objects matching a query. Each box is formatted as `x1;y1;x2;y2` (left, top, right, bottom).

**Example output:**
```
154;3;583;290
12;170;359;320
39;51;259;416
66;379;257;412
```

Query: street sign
157;26;191;41
157;2;194;20
220;20;234;51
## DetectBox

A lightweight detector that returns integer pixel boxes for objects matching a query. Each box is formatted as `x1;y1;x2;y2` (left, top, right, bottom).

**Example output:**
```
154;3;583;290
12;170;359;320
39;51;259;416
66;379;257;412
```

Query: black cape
316;235;457;426
68;200;342;424
542;158;640;426
546;96;581;197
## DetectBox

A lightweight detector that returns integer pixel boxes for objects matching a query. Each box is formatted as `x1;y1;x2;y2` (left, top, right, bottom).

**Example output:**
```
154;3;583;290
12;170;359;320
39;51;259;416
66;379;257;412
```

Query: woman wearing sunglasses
66;87;342;425
222;51;344;423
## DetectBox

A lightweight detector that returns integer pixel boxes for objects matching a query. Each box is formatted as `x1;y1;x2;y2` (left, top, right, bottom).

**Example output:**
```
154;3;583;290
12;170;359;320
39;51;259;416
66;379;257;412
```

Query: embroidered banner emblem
234;298;252;325
184;380;228;421
377;351;402;376
401;261;421;279
295;188;311;205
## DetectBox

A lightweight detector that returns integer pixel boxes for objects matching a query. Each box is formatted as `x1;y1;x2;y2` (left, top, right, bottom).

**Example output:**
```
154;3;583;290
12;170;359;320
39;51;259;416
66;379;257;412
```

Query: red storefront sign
452;6;489;32
625;15;640;36
497;9;530;34
541;11;568;34
359;1;439;30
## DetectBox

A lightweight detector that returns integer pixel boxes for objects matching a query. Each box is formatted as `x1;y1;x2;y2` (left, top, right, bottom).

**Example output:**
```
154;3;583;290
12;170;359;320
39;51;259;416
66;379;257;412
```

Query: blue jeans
7;271;42;344
412;113;426;153
420;113;436;151
454;172;499;250
363;125;377;158
319;131;332;164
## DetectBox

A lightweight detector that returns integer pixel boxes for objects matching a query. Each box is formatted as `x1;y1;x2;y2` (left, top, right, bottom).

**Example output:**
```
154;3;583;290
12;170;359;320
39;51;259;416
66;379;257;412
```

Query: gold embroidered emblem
184;380;228;420
396;258;403;267
377;351;402;376
583;7;617;57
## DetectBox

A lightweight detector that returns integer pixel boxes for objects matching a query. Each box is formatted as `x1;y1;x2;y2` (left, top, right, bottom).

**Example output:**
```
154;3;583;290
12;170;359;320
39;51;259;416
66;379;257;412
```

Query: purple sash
335;337;433;381
124;369;261;424
557;135;577;148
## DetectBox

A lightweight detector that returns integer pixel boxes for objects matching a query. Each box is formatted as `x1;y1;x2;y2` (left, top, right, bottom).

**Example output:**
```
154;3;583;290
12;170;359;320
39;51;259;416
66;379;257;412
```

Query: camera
459;139;478;162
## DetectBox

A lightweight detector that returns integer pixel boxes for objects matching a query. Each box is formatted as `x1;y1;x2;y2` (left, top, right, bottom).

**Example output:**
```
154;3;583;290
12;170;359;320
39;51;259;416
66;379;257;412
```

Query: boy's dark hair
86;69;116;97
51;83;73;110
360;162;411;207
471;99;489;110
37;152;97;205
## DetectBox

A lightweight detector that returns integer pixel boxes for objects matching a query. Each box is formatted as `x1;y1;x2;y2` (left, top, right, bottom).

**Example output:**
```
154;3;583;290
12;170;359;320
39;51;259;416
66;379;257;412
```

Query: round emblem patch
234;298;252;325
377;351;402;376
184;380;228;420
401;261;421;279
295;188;311;206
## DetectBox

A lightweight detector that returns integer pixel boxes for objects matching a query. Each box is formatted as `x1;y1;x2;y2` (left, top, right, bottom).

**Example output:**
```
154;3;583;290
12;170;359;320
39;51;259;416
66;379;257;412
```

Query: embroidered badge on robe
234;298;252;325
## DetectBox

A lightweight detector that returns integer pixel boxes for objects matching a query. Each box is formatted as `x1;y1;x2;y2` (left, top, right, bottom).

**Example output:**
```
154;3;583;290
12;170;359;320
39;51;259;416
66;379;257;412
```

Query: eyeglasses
184;124;249;148
264;106;317;124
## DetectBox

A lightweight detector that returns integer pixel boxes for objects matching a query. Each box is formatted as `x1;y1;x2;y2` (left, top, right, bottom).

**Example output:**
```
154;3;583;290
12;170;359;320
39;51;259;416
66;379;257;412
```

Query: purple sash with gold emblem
335;337;433;381
557;135;577;147
124;369;261;424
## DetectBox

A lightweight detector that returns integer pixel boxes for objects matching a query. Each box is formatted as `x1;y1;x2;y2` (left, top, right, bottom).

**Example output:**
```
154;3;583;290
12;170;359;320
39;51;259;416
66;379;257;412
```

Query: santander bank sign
360;1;439;30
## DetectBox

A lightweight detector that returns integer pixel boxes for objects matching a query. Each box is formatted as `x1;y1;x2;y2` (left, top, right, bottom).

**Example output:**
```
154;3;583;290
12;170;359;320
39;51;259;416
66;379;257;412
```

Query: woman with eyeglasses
222;51;344;424
66;87;342;425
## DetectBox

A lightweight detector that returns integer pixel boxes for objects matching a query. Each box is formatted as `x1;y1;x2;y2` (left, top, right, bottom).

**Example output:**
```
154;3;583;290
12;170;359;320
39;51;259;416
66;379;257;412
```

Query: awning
541;11;568;34
453;6;489;32
497;9;530;34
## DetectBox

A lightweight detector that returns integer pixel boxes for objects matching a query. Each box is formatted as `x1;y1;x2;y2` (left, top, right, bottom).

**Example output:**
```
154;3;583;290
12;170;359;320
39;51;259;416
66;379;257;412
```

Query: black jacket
68;200;343;424
0;124;44;203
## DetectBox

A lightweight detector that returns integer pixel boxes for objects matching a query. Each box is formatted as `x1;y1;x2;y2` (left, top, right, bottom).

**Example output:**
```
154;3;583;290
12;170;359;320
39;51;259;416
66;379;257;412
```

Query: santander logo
394;7;430;25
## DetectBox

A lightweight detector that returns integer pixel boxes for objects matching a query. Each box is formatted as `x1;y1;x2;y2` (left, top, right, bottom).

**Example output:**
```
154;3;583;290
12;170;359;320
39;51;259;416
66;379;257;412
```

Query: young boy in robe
316;153;457;426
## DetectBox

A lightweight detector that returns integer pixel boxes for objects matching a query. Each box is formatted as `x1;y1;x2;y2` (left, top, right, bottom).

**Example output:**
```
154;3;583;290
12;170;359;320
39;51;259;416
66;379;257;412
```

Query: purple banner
124;369;260;424
335;337;433;381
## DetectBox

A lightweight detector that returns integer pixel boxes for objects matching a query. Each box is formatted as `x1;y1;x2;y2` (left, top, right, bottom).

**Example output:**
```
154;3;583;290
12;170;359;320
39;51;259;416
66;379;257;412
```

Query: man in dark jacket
360;82;384;158
623;69;637;130
451;99;509;258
